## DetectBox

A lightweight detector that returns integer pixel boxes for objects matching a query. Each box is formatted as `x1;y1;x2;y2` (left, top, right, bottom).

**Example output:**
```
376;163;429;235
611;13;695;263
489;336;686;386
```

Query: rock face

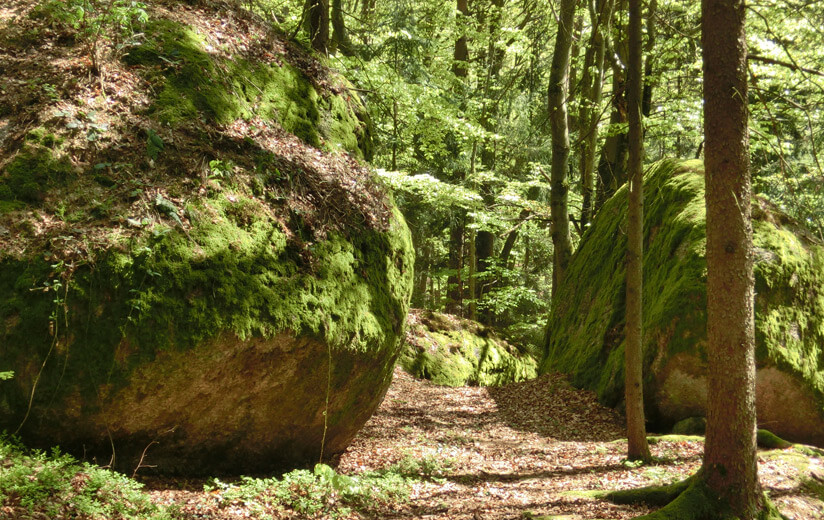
541;159;824;446
402;310;537;387
0;5;412;475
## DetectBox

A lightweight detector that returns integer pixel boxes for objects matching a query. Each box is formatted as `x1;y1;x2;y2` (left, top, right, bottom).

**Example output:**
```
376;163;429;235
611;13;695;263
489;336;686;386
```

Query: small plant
390;452;456;482
0;371;13;381
0;436;174;519
206;463;411;519
33;0;149;73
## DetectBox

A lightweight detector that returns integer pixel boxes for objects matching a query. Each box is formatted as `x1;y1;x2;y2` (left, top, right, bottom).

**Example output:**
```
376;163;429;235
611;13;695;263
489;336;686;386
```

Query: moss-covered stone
0;190;414;475
672;417;707;436
541;159;824;446
123;19;371;159
0;143;72;203
401;310;537;387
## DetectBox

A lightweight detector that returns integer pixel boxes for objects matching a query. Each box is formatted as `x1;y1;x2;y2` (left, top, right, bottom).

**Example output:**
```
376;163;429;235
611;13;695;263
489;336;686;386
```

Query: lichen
402;311;537;386
123;19;371;158
541;159;824;428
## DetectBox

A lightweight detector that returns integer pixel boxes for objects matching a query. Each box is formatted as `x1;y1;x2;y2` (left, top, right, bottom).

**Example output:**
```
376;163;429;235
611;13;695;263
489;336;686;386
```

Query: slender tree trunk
641;0;657;118
331;0;353;55
703;0;763;514
625;0;651;463
446;0;471;316
579;0;614;228
475;0;505;322
548;0;577;296
304;0;330;54
468;227;477;321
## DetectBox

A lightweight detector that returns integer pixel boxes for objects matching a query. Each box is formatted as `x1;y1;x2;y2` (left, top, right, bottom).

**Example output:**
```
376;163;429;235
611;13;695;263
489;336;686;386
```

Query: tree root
605;471;788;520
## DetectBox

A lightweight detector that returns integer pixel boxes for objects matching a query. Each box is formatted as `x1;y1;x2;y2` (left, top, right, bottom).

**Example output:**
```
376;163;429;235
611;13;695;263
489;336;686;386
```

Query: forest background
262;0;824;352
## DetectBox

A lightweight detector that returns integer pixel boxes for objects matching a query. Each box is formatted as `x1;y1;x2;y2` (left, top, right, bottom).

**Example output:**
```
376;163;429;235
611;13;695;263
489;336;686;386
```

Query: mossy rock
541;159;824;447
671;417;707;436
0;193;413;475
401;309;537;387
123;19;371;159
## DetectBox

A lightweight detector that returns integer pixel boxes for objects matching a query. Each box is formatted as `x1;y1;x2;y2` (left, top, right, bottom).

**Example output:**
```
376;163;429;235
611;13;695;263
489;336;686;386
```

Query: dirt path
149;367;823;519
335;368;823;519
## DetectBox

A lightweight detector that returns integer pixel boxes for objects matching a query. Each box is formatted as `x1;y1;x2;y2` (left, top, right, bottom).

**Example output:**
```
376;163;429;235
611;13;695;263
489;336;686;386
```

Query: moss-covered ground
541;159;824;431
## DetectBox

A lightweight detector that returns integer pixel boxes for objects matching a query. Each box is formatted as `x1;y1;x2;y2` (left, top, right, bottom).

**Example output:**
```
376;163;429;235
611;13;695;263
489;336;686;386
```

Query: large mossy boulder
0;4;411;475
541;159;824;446
401;310;537;386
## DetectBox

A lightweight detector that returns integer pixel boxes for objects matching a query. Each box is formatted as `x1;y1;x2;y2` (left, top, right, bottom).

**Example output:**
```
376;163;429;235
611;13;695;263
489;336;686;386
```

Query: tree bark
624;0;651;463
702;0;763;514
579;0;614;228
331;0;353;56
304;0;330;54
548;0;577;296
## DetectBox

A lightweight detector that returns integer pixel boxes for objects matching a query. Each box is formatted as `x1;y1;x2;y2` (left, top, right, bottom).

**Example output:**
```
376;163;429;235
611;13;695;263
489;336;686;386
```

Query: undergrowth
206;463;413;519
0;435;175;520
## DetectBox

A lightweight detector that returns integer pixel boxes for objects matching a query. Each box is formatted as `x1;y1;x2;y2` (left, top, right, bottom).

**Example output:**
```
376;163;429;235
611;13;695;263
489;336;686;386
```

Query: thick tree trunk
548;0;577;296
624;0;651;463
702;0;763;514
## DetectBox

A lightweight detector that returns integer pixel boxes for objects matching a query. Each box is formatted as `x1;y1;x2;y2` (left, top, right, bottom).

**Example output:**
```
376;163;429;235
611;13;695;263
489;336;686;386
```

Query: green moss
607;474;785;520
757;429;793;450
542;158;824;427
401;312;537;386
0;144;72;203
123;19;371;157
672;417;707;435
0;189;413;437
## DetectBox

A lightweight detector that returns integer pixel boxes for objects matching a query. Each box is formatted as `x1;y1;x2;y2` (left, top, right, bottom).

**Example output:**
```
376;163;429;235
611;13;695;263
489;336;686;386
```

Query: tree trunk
579;0;614;228
548;0;577;296
446;0;471;316
702;0;763;514
605;1;780;516
331;0;353;56
624;0;651;463
595;70;627;211
304;0;330;54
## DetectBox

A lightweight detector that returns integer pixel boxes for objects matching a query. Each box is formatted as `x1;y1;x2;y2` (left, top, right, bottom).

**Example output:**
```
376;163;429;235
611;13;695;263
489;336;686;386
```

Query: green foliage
0;436;173;520
205;463;411;519
388;453;455;482
0;371;13;381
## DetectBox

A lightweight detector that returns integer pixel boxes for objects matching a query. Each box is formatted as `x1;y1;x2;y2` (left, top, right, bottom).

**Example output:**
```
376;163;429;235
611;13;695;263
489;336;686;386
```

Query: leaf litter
144;366;823;519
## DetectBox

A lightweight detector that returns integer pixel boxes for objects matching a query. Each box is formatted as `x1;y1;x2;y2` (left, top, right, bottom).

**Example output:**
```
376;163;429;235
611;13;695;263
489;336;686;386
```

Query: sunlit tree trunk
548;0;577;295
625;0;651;463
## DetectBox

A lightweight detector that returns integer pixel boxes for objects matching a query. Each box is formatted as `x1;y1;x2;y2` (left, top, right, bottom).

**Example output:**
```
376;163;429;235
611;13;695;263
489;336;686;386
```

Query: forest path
336;367;822;519
149;367;823;519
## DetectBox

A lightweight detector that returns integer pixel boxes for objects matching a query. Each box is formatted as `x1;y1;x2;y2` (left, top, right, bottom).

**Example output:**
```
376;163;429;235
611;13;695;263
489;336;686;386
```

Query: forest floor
146;367;824;520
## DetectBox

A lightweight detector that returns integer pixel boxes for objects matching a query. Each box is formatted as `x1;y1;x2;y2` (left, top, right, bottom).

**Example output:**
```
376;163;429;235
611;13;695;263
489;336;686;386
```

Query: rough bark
548;0;577;296
624;0;651;463
702;0;763;514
